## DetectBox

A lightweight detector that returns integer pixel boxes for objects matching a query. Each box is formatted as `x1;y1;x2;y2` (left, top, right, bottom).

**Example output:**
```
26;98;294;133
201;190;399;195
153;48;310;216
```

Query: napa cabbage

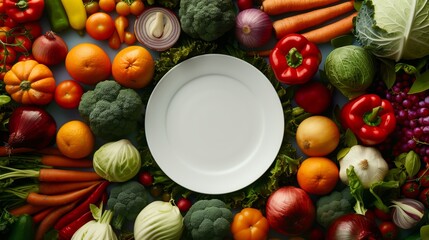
354;0;429;61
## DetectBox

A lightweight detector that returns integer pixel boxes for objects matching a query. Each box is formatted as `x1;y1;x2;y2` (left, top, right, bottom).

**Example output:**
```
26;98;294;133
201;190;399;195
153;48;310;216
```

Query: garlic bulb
339;145;389;188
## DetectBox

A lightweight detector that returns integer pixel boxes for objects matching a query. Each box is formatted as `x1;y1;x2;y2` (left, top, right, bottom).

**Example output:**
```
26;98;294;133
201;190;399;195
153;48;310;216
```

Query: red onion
326;213;382;240
134;7;181;52
391;198;425;229
265;186;315;236
7;106;57;150
32;31;68;66
235;8;273;48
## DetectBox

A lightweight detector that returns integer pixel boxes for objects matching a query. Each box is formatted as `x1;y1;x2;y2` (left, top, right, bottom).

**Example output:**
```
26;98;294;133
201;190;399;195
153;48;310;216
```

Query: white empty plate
145;54;284;194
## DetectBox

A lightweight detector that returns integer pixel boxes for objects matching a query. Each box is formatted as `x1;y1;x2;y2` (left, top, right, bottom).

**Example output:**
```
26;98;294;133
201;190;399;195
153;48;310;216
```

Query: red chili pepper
340;94;396;145
54;181;110;231
269;33;322;85
58;211;94;240
4;0;44;23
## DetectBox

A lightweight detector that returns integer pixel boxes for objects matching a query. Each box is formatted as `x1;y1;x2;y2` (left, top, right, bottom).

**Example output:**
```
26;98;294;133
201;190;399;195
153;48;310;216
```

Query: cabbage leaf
355;0;429;61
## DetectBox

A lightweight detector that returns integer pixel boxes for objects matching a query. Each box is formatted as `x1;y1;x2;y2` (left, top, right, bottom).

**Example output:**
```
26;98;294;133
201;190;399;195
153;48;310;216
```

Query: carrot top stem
0;165;40;180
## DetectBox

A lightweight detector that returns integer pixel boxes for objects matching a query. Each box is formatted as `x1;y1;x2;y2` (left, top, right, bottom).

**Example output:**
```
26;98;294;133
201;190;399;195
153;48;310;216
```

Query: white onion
235;8;273;48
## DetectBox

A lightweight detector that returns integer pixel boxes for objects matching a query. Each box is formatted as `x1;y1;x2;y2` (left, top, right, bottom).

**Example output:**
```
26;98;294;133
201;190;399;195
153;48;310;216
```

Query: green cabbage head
324;45;376;99
354;0;429;61
93;139;141;182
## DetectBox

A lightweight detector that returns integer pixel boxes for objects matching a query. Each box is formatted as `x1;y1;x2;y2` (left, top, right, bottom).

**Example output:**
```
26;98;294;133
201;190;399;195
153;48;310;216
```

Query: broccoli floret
178;0;236;42
78;80;143;141
183;199;233;240
316;187;356;228
107;180;150;230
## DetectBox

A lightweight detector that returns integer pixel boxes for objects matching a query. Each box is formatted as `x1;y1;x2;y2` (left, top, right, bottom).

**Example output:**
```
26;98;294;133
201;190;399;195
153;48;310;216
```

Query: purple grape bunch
372;73;429;164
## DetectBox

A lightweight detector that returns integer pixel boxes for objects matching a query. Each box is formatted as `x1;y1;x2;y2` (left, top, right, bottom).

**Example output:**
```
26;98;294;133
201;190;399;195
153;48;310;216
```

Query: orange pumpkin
231;208;270;240
4;60;56;105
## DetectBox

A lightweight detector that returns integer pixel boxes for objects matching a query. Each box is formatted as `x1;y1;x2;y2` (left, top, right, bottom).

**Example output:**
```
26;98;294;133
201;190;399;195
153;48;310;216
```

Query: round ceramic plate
145;54;284;194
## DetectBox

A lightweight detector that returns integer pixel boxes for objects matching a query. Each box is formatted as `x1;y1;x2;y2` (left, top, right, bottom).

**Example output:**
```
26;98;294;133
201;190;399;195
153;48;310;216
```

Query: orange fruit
56;120;95;159
297;157;339;195
112;45;154;89
65;43;111;85
295;115;340;157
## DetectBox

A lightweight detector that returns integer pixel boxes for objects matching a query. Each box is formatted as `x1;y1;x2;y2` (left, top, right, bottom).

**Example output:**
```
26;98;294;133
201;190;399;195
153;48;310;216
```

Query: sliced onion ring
134;7;181;52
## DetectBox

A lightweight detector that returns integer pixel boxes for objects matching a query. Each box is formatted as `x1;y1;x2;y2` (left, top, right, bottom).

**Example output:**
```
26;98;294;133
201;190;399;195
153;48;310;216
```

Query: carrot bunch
0;148;109;240
261;0;358;44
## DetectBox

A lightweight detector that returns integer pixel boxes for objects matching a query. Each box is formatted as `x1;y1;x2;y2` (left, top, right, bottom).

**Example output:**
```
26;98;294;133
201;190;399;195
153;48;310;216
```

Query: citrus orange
65;43;111;85
111;45;154;89
295;115;340;157
56;120;95;159
297;157;339;195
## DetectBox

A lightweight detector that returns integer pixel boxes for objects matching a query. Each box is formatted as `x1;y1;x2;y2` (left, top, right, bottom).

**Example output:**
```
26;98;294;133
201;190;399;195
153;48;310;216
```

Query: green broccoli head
107;180;150;230
183;199;233;240
178;0;236;42
316;187;355;228
78;80;143;141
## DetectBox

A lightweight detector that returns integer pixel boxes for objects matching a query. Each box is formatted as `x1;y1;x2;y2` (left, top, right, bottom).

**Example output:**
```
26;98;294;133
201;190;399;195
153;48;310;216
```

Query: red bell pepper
269;33;322;85
340;94;396;146
4;0;44;23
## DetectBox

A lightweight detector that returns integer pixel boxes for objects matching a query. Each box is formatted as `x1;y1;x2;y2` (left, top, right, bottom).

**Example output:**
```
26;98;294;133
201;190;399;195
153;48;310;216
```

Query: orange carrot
38;168;103;182
0;146;34;156
247;49;273;57
27;183;99;206
35;201;78;240
38;181;101;195
38;180;103;195
40;155;93;168
35;147;63;156
301;11;358;44
32;206;56;224
8;203;47;216
273;0;355;39
261;0;341;15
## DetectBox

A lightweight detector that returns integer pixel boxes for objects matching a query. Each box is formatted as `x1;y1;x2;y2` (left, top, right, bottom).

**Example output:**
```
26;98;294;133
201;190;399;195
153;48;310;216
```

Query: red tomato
373;207;392;221
0;64;11;81
54;80;84;109
22;21;43;39
237;0;253;11
13;35;32;53
419;187;429;208
294;81;332;114
138;171;154;187
418;168;429;187
85;1;100;15
18;53;35;61
401;181;420;199
378;221;399;240
0;26;14;43
176;197;192;213
85;12;115;40
0;46;17;64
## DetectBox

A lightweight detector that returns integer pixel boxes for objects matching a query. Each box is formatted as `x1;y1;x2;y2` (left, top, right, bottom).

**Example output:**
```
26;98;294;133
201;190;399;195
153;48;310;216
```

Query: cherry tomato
138;171;154;187
4;16;18;28
85;12;115;40
364;208;377;224
54;80;84;109
18;53;35;61
419;187;429;208
130;0;144;16
401;181;420;199
22;21;43;39
124;31;136;45
0;26;14;44
418;168;429;187
373;207;392;221
0;46;17;64
85;1;100;15
161;192;171;202
294;81;332;114
378;221;399;240
176;197;192;212
12;35;32;53
99;0;116;12
116;1;130;16
150;185;163;197
237;0;253;11
0;64;11;81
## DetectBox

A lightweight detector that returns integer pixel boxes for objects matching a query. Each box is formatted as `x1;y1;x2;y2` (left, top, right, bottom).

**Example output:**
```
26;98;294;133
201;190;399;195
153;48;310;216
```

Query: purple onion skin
235;9;273;48
326;213;382;240
8;106;57;149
